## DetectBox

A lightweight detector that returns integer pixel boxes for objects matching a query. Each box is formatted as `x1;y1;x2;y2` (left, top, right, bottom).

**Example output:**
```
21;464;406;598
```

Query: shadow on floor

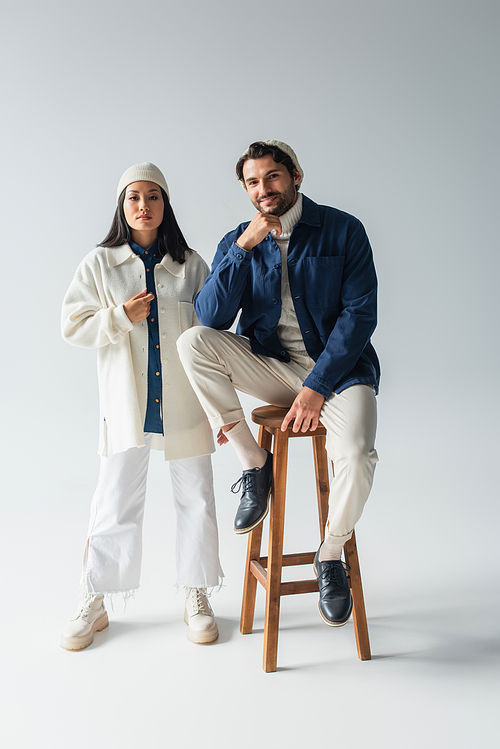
238;597;500;670
89;615;241;648
367;603;500;665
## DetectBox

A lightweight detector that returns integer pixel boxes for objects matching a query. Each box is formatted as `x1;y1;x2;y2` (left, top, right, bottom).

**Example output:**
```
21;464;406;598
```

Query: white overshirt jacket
62;244;215;460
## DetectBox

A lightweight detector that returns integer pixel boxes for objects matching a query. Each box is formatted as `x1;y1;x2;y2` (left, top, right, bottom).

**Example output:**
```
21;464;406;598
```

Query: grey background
1;1;499;747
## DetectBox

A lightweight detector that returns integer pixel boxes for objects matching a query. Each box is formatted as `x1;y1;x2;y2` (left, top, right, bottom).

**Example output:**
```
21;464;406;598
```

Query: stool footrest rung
280;580;319;596
249;560;268;589
257;551;316;568
249;559;320;596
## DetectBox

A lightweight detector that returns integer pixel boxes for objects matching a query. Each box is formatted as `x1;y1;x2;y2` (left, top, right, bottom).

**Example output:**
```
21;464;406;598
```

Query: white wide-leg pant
83;433;224;595
178;327;378;545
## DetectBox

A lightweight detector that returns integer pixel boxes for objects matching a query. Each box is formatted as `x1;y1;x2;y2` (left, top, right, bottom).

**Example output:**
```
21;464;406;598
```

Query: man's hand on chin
236;212;282;252
281;387;326;433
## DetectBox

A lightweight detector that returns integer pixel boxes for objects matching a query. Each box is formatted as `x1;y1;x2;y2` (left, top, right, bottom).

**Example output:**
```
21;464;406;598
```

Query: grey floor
4;437;499;749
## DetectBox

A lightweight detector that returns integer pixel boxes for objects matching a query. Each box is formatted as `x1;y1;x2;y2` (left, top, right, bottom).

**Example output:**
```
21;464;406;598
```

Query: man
178;140;380;627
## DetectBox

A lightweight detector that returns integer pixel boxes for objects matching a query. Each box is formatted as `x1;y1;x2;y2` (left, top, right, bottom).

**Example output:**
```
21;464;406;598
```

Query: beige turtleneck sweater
271;193;316;368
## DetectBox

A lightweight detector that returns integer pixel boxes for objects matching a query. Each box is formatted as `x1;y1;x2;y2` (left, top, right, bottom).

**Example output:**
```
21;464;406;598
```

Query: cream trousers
83;433;224;596
177;327;378;544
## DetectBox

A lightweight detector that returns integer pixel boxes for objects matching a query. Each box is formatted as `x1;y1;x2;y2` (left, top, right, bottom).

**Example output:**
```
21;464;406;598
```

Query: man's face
242;155;300;216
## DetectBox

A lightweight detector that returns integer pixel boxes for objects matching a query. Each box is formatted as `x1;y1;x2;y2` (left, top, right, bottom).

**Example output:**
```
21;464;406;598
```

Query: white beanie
239;140;304;188
116;162;170;204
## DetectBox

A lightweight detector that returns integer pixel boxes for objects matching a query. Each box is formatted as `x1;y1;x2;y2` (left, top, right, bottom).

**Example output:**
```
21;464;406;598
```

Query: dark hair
99;187;192;264
235;142;297;185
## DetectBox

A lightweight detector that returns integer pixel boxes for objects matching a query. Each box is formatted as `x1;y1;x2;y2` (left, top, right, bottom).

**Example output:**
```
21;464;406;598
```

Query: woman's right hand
124;289;155;322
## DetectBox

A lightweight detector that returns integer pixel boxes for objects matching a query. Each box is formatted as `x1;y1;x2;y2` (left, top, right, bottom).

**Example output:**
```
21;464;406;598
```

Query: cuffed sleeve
194;234;253;329
62;275;134;349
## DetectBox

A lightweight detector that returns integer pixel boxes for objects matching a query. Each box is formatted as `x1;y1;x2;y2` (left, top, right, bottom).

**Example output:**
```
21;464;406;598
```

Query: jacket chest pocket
302;256;344;308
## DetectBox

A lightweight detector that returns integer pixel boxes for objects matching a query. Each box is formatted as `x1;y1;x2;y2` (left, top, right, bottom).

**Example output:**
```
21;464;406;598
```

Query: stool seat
251;404;327;435
240;405;371;672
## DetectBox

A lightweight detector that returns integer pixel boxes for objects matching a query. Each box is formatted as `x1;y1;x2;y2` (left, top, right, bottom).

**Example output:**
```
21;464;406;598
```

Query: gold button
146;268;150;272
156;372;160;376
145;250;149;254
155;398;159;403
151;318;154;322
156;345;160;349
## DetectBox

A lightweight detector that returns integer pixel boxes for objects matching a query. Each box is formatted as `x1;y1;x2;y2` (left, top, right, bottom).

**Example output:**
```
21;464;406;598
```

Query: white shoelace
187;588;211;615
74;594;102;621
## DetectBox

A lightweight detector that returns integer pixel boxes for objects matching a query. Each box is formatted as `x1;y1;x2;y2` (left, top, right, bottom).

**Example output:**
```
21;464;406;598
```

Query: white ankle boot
60;593;109;651
184;587;218;644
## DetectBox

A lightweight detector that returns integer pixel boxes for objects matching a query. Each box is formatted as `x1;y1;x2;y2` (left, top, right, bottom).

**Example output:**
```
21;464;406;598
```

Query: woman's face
123;181;164;245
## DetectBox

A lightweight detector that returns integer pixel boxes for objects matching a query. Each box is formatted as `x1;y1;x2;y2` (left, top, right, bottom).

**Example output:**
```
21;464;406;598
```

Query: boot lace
189;588;210;615
74;594;101;621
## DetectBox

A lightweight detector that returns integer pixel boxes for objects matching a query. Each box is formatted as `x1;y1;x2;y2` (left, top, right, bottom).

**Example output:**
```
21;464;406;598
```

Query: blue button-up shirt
130;240;163;433
194;195;380;398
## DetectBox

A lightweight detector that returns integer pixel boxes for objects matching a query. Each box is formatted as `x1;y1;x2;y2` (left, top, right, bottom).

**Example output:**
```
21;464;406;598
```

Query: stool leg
240;426;271;635
263;428;288;673
344;531;371;660
240;523;264;634
312;434;330;542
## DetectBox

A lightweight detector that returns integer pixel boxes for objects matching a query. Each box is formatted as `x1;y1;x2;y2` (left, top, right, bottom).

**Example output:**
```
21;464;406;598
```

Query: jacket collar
106;244;186;278
297;194;321;228
106;244;136;267
160;251;186;278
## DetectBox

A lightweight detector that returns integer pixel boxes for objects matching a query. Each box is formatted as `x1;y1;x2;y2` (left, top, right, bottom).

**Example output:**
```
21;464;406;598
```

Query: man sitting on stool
178;140;380;627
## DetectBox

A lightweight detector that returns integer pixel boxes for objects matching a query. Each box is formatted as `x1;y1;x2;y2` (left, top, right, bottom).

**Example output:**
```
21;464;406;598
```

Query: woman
60;162;223;650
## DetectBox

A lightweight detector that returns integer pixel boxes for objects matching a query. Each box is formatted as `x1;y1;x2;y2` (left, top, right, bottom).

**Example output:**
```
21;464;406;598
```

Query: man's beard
254;185;296;217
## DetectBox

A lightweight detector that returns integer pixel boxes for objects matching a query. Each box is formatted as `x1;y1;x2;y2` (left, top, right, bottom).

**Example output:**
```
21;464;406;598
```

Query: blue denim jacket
194;195;380;398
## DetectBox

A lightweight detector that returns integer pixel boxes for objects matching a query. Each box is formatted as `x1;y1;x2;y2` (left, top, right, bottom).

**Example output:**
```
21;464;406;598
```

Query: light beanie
239;140;304;188
116;162;170;204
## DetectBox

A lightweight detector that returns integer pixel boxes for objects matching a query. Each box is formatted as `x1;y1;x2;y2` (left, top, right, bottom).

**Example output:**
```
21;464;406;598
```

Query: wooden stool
240;405;371;672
